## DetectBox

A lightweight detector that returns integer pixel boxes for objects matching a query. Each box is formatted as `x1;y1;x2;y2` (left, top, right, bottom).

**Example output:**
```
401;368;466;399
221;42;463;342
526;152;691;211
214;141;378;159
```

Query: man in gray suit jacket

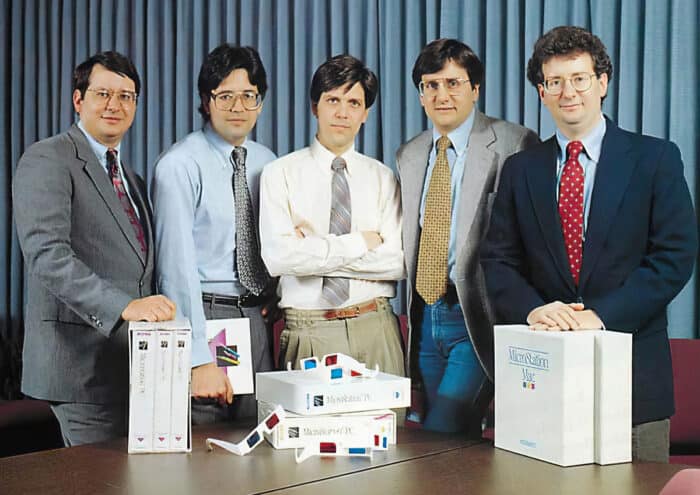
13;52;175;446
396;39;539;434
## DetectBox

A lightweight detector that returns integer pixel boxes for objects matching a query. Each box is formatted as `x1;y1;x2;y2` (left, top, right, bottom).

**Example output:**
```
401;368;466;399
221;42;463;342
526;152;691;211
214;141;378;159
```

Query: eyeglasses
541;73;597;95
205;405;285;455
86;88;138;106
210;90;262;111
297;353;380;380
295;441;375;463
418;78;470;97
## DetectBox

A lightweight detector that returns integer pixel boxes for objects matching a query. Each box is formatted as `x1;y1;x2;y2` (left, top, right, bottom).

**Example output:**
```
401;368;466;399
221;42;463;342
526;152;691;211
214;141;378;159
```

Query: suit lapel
578;120;635;290
525;137;575;291
454;111;497;276
401;131;432;283
68;125;147;266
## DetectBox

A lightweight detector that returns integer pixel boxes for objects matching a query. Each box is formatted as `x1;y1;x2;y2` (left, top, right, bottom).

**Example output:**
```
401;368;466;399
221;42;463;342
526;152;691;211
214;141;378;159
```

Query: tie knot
566;140;584;160
231;146;247;170
106;148;118;163
437;136;451;153
331;156;347;172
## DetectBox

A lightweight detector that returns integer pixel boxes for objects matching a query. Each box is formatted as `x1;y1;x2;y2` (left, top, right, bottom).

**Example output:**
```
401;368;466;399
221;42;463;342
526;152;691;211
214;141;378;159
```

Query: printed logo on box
313;395;324;407
508;346;549;391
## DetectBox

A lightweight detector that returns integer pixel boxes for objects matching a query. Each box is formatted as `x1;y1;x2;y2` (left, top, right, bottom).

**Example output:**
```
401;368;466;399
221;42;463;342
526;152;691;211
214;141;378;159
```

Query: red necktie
106;149;147;254
559;140;584;285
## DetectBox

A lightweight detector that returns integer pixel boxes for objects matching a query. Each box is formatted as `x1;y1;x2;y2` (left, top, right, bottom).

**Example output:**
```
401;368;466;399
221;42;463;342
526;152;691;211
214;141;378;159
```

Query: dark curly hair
527;26;612;99
197;44;268;122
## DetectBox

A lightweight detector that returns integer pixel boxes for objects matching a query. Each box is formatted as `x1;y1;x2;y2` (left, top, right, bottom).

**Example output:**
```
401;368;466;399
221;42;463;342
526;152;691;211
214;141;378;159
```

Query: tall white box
128;329;156;452
494;325;631;466
594;331;632;464
128;321;191;453
258;400;396;449
256;370;410;415
152;330;173;450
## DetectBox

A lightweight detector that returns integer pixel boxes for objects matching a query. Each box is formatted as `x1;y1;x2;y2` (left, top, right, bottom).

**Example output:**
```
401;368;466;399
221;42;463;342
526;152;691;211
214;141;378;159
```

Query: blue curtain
2;0;698;398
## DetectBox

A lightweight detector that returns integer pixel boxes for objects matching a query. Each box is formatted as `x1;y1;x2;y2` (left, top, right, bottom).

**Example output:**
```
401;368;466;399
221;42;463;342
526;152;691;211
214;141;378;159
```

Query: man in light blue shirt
396;39;538;434
151;44;277;424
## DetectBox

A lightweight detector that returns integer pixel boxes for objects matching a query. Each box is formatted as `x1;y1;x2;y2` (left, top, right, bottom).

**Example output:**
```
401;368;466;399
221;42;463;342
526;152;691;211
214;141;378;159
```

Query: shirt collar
203;123;248;169
431;107;475;156
77;120;121;165
310;136;356;175
556;114;606;163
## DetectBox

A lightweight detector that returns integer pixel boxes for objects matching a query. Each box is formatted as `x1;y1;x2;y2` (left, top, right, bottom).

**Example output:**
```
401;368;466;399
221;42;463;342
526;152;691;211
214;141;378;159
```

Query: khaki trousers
280;297;405;377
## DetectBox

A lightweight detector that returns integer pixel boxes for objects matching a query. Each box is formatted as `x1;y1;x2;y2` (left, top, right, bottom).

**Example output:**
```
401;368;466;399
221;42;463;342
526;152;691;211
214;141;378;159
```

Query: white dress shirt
259;138;405;309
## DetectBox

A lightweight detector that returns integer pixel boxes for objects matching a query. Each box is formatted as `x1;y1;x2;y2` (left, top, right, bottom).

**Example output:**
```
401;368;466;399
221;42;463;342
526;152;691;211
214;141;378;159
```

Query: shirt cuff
191;338;214;368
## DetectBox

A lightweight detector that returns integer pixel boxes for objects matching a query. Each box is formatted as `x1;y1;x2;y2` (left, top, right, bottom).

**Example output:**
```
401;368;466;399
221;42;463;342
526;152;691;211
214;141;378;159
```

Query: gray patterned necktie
322;157;351;306
231;146;270;295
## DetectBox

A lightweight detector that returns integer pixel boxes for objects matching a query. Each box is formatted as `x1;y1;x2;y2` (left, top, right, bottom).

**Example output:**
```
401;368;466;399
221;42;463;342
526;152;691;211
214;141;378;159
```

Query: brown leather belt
322;300;379;320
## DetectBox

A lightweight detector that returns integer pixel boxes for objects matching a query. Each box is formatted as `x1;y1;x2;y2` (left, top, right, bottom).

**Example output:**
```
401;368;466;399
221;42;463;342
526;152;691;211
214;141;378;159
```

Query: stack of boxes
255;354;411;454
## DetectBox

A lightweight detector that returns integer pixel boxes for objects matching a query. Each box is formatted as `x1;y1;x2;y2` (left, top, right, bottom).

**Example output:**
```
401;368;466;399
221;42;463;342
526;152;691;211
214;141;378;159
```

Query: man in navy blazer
481;26;697;462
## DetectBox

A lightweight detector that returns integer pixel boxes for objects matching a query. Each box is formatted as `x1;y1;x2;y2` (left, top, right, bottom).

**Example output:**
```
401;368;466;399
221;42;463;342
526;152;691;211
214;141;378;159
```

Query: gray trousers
191;300;273;425
632;418;670;463
50;401;127;447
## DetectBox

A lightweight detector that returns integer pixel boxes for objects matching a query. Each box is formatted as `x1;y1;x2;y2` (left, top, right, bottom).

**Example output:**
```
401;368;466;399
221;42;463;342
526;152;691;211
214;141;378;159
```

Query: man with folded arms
259;55;405;376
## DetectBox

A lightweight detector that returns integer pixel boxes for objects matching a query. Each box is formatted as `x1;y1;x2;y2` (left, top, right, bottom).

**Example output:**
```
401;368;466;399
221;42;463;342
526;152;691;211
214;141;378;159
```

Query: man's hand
361;231;383;250
261;295;283;326
527;301;584;330
570;309;604;330
191;362;233;406
121;295;176;322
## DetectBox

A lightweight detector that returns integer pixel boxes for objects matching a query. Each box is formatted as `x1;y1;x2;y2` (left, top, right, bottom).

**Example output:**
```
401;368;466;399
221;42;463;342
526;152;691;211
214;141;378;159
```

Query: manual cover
206;318;254;395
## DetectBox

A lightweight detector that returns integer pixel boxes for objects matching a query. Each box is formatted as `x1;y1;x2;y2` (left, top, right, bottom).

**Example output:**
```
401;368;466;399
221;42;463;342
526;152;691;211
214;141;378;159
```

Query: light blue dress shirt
555;115;606;239
77;120;139;216
419;108;475;282
151;124;276;367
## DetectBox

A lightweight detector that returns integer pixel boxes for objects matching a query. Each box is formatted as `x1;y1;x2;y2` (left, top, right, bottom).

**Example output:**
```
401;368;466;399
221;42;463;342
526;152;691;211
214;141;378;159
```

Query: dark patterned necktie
416;136;451;304
231;146;270;295
322;157;351;306
559;140;585;285
106;149;147;254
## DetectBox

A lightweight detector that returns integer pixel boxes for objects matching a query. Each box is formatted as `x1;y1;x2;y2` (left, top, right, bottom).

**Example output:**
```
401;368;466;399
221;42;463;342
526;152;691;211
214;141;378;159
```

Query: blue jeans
417;297;486;433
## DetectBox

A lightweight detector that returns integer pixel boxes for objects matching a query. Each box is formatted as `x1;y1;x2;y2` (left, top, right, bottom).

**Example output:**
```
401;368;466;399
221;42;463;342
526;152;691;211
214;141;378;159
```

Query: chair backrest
669;339;700;448
659;469;700;495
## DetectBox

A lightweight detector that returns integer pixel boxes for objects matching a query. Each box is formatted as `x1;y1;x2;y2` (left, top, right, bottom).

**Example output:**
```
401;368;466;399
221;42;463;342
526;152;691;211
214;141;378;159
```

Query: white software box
128;321;191;454
170;327;192;452
258;400;396;449
594;331;632;465
128;328;156;452
494;325;631;467
256;370;410;415
152;330;173;451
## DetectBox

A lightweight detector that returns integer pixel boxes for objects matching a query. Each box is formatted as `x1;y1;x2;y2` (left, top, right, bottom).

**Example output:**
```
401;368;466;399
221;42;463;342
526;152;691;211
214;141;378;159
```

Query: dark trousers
191;300;273;425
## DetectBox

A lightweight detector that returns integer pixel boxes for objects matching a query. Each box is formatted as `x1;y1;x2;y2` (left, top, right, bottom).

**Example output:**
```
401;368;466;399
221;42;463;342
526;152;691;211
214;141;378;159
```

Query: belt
202;291;269;308
322;300;378;320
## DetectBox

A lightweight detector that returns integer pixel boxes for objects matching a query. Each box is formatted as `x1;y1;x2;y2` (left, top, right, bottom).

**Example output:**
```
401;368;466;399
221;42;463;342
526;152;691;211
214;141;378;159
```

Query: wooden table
0;425;688;494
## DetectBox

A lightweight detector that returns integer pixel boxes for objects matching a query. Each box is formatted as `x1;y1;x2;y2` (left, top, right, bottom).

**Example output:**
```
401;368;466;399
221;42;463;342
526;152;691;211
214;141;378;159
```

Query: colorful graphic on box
508;345;549;391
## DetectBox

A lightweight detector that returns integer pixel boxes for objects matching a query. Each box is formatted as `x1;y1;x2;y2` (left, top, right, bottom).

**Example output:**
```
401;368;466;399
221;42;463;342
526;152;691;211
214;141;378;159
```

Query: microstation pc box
256;370;410;416
494;325;631;467
128;320;192;453
258;400;396;449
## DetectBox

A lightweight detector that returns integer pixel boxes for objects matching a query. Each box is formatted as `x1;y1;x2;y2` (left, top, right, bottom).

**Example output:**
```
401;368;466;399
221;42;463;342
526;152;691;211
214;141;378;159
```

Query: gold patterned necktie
416;135;452;304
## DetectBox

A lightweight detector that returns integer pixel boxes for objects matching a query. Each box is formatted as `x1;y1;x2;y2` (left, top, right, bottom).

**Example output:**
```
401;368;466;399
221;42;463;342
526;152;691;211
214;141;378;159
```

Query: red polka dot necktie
559;140;584;285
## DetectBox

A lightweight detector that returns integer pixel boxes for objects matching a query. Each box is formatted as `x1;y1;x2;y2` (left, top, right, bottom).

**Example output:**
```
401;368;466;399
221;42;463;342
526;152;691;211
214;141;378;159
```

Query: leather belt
322;300;378;320
202;291;268;308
